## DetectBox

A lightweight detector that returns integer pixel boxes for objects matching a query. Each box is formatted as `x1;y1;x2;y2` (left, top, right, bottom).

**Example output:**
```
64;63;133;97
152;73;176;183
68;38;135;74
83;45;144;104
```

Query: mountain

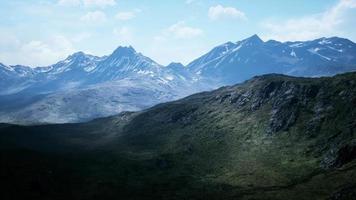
1;35;356;124
91;46;161;81
0;47;200;124
0;63;38;95
1;46;195;95
1;72;355;199
0;63;18;91
188;35;356;85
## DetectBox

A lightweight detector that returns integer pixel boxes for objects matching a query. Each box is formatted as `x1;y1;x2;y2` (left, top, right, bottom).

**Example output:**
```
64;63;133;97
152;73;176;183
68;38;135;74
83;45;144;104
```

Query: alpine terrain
0;35;355;124
1;72;356;199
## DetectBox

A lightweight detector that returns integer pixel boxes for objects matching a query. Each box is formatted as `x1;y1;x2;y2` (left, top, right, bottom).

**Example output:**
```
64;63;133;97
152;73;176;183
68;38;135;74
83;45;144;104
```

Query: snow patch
327;46;343;53
308;48;331;61
84;64;97;72
290;50;297;57
289;43;304;48
1;64;14;72
165;75;174;81
318;38;332;45
232;44;242;52
137;70;154;75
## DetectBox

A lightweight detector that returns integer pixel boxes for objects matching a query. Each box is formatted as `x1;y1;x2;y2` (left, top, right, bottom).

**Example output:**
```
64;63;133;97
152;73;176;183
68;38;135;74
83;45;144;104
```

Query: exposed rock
230;91;251;107
266;97;299;134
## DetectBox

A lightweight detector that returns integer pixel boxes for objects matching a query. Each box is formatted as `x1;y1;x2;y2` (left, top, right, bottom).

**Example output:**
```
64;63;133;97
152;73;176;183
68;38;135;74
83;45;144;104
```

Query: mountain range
1;72;355;199
1;35;356;124
188;34;356;84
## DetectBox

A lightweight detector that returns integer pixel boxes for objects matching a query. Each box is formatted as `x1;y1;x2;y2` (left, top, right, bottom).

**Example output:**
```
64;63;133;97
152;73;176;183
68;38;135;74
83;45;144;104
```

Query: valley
1;72;355;199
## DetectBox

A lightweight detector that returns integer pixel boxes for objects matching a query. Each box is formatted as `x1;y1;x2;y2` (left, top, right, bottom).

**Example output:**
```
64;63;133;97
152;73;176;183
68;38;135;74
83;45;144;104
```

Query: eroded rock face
216;79;327;135
267;97;299;134
305;100;333;137
241;81;305;134
214;76;348;137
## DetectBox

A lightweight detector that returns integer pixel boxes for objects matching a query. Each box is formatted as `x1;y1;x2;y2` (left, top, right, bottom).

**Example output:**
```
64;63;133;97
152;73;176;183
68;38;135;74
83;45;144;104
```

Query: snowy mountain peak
111;46;137;57
242;34;264;45
65;51;98;61
103;45;156;68
68;51;86;58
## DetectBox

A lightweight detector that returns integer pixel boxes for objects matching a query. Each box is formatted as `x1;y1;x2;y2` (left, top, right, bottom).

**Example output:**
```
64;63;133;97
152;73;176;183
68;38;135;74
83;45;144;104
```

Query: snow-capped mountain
1;35;356;124
0;63;37;95
0;63;16;81
92;46;161;80
1;46;195;95
0;46;200;124
187;34;356;85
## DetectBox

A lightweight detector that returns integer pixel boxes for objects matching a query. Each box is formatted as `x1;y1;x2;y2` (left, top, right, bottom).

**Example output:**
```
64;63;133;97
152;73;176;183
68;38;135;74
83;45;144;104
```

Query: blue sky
1;0;356;67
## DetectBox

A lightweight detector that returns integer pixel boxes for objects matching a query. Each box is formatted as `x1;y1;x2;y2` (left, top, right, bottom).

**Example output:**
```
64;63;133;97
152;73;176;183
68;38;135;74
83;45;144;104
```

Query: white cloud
0;35;76;67
208;5;246;20
167;21;203;39
21;37;74;64
339;0;356;7
83;0;116;7
148;22;205;64
58;0;81;6
115;9;142;21
148;37;210;65
80;11;107;23
261;0;356;41
115;11;136;20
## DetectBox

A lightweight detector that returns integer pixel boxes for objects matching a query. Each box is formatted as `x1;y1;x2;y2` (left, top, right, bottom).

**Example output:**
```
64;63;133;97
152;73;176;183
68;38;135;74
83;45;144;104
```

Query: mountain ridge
187;35;356;85
1;72;355;199
0;35;356;124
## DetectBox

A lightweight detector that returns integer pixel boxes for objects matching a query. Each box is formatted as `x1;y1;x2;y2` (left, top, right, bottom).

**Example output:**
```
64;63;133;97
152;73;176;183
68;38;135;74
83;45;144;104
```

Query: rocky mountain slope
1;72;355;199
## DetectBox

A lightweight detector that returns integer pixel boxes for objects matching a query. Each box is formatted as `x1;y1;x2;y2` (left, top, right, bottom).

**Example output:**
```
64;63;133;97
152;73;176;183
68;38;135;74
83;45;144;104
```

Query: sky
1;0;356;67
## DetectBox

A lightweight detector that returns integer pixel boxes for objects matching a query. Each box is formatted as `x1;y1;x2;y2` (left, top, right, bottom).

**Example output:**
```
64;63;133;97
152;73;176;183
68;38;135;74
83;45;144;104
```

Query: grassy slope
0;72;356;200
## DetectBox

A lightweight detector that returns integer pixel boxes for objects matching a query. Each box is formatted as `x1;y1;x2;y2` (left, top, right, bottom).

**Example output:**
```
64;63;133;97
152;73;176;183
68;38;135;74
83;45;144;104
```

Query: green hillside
1;72;356;200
